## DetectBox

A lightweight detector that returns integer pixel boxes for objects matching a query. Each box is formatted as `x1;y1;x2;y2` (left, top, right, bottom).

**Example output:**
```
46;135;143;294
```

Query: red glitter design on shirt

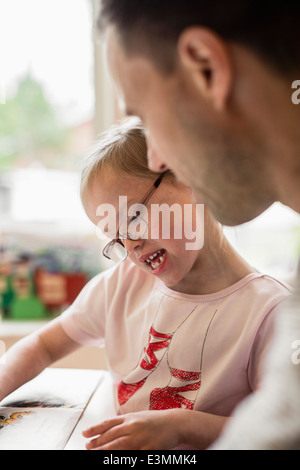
117;326;200;410
150;367;201;410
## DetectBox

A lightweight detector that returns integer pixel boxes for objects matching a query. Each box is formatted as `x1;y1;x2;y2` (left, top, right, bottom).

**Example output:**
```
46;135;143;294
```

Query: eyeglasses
102;171;168;262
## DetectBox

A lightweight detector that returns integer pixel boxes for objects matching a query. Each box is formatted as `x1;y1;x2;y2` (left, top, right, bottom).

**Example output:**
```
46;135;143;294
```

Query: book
0;368;103;450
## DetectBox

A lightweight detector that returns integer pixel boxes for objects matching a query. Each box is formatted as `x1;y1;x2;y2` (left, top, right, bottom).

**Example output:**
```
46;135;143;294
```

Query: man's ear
177;27;233;111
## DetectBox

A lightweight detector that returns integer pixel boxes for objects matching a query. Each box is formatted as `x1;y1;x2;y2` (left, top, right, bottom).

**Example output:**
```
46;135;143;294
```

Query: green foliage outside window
0;75;68;170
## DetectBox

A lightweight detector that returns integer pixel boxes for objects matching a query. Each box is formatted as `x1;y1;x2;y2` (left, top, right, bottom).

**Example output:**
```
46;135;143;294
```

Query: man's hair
98;0;299;75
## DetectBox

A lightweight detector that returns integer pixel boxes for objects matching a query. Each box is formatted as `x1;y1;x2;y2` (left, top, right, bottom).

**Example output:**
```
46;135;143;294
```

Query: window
0;0;115;320
224;203;300;283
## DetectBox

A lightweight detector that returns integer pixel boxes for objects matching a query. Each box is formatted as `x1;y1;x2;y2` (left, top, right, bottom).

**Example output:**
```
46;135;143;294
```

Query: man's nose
146;135;168;173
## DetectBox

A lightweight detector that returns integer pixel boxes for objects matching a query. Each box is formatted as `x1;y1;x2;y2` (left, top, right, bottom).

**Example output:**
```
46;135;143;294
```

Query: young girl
0;118;292;450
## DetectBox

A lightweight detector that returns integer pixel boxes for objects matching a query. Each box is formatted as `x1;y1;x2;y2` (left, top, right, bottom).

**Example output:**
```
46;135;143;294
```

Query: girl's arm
83;408;229;450
0;318;80;402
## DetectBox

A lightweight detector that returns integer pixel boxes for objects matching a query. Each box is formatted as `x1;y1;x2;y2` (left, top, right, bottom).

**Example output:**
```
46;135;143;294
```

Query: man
97;0;300;449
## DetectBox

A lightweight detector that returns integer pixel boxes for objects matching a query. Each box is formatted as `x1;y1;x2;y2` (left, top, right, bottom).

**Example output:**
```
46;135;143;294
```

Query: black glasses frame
102;171;169;261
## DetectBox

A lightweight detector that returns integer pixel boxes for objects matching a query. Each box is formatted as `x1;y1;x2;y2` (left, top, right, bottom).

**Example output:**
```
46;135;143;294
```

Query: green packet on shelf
9;296;47;320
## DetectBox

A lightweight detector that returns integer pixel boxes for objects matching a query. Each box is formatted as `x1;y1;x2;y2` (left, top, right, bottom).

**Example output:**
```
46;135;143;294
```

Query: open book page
0;406;82;450
0;368;103;450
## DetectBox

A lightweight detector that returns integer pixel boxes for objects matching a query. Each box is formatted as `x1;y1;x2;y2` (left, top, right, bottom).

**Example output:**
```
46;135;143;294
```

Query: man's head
98;0;300;225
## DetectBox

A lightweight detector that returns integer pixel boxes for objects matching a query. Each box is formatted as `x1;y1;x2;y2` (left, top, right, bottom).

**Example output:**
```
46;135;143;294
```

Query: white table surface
65;369;116;450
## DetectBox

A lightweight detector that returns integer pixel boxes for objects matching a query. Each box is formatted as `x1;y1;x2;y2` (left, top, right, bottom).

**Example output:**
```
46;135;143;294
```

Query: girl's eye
119;216;148;240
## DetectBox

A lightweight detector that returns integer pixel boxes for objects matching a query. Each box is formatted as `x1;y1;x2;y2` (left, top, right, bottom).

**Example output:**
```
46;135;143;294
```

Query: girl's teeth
146;250;161;263
148;251;166;269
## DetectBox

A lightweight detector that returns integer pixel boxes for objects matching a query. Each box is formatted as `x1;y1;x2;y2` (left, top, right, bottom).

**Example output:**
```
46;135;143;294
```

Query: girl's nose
123;237;144;254
146;134;168;173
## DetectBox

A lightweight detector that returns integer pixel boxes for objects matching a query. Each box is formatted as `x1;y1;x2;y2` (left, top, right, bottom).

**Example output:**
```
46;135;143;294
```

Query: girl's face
84;169;205;292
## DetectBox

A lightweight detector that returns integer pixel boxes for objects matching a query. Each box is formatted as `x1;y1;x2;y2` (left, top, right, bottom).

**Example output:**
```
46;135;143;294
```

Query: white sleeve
60;265;120;347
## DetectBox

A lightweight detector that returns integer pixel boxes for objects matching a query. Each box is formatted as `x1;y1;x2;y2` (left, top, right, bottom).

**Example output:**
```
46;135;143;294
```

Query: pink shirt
60;260;292;417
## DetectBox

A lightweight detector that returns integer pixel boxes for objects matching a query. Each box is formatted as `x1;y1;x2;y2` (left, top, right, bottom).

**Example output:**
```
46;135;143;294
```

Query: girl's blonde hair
80;117;171;201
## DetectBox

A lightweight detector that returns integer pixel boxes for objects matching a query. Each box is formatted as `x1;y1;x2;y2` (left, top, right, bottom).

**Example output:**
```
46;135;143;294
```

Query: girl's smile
138;248;167;274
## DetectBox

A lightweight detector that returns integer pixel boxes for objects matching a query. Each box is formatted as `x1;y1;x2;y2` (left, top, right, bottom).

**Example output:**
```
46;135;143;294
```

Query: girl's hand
82;410;183;450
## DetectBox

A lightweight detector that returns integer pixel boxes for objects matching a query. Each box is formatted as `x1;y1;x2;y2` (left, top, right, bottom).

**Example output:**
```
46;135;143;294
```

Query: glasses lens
103;241;128;262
